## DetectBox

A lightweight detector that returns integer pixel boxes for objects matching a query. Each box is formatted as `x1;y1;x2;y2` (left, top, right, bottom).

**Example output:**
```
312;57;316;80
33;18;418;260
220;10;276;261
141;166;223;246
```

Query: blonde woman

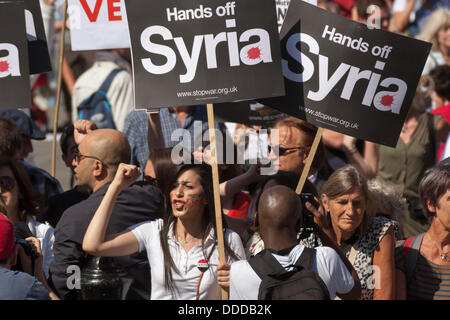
416;8;450;76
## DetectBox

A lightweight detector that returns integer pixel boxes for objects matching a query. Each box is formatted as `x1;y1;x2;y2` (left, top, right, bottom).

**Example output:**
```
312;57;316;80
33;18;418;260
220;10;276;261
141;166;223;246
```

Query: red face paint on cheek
186;196;204;207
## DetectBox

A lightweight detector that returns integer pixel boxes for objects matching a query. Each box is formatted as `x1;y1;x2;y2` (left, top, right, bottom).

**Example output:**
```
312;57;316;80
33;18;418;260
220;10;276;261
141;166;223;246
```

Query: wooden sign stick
295;127;324;194
51;0;68;177
206;103;228;300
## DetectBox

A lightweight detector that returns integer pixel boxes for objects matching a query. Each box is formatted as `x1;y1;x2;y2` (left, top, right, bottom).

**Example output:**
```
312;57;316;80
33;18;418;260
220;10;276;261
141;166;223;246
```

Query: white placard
276;0;317;31
68;0;130;51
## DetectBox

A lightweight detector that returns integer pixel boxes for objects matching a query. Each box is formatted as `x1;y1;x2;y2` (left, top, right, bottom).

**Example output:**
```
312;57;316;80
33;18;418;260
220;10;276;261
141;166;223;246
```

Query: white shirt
230;244;354;300
26;216;54;278
130;219;245;300
71;60;134;132
392;0;422;23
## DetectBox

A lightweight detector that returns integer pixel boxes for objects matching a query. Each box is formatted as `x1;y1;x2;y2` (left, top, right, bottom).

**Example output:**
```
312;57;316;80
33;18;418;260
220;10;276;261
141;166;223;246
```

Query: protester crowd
0;0;449;301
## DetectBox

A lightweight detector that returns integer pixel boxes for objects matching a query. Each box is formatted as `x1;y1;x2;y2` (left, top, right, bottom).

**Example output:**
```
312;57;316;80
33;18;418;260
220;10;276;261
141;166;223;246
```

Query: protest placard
275;0;316;31
125;0;284;110
259;0;431;147
68;0;130;51
213;100;287;126
0;1;31;109
13;0;52;74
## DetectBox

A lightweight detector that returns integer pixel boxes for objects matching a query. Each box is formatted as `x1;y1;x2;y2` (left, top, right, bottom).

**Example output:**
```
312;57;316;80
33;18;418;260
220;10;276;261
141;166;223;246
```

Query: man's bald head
82;129;131;173
257;185;302;231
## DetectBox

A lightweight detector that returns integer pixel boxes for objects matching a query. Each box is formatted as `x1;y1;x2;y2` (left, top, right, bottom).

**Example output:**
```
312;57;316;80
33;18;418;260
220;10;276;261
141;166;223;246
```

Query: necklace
427;233;450;262
177;230;204;245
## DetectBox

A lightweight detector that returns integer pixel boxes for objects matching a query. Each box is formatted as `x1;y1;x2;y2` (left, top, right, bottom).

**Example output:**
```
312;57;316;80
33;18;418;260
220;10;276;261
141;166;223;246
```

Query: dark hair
429;65;450;101
273;117;325;174
0;118;22;159
60;124;74;155
149;147;176;198
419;162;450;218
159;163;238;296
0;158;42;220
356;0;388;19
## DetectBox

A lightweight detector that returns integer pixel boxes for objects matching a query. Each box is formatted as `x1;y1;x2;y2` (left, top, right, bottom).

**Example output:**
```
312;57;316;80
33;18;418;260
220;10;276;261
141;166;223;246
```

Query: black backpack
249;247;330;300
77;68;121;129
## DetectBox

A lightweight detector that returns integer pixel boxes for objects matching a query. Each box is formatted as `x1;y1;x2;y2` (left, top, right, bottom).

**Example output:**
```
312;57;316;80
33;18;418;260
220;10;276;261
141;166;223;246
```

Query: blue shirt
123;110;149;176
0;267;50;300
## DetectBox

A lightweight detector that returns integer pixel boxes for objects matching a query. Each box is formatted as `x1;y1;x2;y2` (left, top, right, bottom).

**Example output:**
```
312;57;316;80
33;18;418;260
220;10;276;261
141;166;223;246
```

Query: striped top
395;244;450;300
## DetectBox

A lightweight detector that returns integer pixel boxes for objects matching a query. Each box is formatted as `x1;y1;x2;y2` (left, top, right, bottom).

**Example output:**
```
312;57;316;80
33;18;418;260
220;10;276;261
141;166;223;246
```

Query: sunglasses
74;149;106;165
0;176;16;192
268;145;305;157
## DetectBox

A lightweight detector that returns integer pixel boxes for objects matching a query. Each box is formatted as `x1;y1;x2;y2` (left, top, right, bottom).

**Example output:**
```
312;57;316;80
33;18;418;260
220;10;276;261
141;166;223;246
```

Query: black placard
259;0;431;147
125;0;285;110
0;1;31;109
18;0;52;74
214;100;287;126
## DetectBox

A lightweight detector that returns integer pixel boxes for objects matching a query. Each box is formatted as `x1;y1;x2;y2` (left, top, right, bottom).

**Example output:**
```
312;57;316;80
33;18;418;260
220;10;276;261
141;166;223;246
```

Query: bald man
49;121;164;300
229;185;360;300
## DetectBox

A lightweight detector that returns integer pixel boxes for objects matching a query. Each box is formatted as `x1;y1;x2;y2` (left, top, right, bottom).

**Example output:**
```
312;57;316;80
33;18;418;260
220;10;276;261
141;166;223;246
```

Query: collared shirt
123;110;149;176
130;219;245;300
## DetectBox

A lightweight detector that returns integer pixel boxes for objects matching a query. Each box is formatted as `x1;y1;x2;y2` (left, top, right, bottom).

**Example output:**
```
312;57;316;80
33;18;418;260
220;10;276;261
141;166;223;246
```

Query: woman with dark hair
144;147;177;199
83;163;245;299
0;158;54;278
395;162;450;300
303;165;397;300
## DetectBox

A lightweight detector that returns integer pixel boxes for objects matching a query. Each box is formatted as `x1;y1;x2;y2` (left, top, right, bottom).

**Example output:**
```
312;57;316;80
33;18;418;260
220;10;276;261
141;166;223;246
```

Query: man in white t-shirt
229;185;361;300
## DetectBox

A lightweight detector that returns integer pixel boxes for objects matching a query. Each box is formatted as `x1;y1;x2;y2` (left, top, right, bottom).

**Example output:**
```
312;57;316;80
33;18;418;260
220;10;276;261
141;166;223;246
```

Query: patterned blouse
299;216;398;300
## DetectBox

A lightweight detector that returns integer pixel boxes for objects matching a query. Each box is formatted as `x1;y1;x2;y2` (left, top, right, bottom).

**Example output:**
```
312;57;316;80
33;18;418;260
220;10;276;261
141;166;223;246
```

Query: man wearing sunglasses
49;120;164;300
268;117;325;177
42;124;90;228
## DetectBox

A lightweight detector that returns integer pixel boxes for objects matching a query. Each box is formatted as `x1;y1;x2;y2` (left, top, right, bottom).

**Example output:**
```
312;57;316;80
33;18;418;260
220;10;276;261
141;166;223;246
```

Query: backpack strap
249;249;289;279
404;233;425;284
293;247;331;300
98;68;122;94
293;247;315;270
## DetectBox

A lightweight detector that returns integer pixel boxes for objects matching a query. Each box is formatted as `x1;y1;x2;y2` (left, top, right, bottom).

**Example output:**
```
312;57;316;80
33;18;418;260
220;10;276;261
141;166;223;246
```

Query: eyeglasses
74;149;106;166
143;175;158;185
268;145;305;157
0;176;16;192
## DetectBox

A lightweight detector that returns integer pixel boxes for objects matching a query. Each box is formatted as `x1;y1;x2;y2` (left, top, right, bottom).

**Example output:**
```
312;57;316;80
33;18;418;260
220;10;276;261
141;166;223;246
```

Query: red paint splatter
186;197;204;207
0;61;9;73
247;47;261;60
380;95;394;106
